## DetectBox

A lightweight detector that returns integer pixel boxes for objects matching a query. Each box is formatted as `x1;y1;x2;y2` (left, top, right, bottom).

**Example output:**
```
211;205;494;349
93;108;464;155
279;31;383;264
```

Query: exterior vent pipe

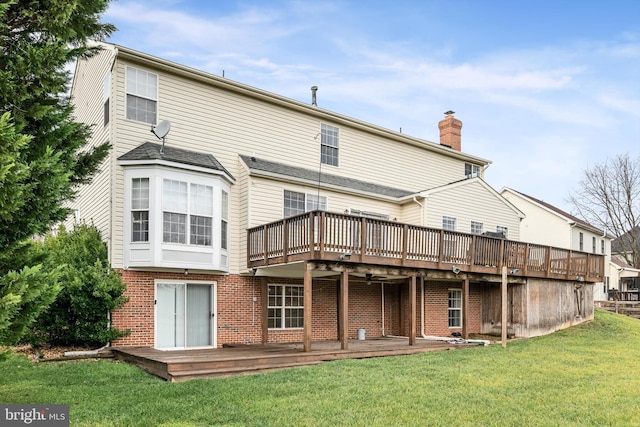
311;86;318;106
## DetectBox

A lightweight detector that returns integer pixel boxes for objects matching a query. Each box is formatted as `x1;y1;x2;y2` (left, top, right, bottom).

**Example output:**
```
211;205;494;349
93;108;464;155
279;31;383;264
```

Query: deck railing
247;211;605;282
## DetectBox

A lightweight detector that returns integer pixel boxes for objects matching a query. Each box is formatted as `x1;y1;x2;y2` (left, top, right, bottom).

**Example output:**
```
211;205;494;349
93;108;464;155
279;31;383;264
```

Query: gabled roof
612;226;640;253
421;178;526;218
118;142;234;180
501;188;604;235
239;155;414;199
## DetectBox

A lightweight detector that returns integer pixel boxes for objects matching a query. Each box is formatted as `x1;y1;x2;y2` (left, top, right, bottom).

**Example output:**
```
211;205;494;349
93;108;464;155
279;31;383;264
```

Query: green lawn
2;309;640;426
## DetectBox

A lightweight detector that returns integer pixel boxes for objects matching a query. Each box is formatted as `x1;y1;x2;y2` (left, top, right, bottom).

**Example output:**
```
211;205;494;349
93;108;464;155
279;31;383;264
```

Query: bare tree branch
569;153;640;268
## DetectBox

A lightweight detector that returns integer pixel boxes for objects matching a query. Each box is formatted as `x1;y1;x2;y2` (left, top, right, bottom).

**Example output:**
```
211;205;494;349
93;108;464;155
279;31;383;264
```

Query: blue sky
103;0;640;213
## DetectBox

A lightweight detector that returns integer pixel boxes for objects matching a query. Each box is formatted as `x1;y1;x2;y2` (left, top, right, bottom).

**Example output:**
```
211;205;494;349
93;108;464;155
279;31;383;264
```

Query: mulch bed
2;344;97;361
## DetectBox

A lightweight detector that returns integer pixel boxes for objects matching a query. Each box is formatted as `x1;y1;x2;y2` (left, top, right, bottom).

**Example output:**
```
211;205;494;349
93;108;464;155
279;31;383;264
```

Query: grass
2;309;640;426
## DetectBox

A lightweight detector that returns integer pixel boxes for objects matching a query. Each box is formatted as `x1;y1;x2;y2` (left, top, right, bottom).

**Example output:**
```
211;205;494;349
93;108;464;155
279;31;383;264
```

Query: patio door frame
154;279;217;350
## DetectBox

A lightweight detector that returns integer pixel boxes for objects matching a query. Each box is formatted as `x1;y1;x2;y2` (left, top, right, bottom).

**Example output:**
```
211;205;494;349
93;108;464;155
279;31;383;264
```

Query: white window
221;190;229;250
131;178;149;242
496;226;508;239
268;285;304;329
126;66;157;124
283;190;327;218
443;216;457;231
306;194;327;211
579;232;584;251
320;123;339;166
162;180;213;246
465;163;480;178
190;184;213;246
448;289;462;328
471;221;483;234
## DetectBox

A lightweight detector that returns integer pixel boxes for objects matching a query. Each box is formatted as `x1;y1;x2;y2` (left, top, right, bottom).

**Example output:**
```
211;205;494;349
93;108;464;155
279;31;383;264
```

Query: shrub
27;224;129;347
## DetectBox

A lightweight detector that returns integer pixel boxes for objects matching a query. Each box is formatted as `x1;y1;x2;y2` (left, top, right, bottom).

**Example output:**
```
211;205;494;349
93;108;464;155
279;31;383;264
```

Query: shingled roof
508;189;603;235
240;155;414;199
118;142;234;180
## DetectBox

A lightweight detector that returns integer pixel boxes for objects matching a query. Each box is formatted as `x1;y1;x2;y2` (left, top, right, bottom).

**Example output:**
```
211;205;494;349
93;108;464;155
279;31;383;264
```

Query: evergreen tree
0;0;115;344
0;0;114;249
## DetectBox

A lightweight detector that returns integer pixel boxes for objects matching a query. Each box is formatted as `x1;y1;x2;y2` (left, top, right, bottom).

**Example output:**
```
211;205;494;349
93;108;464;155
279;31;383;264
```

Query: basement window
448;289;462;328
268;285;304;329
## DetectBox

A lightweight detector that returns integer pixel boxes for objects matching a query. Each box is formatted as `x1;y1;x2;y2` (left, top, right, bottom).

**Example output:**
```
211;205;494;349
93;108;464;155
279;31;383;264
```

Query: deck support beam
409;275;417;346
303;263;313;352
340;271;349;350
501;266;508;348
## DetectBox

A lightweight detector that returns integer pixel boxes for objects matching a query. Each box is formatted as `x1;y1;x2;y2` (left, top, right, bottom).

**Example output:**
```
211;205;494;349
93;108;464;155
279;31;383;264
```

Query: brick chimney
438;110;462;151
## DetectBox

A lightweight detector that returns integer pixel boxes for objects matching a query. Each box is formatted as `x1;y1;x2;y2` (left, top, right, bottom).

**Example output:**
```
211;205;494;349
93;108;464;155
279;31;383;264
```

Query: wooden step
169;361;324;382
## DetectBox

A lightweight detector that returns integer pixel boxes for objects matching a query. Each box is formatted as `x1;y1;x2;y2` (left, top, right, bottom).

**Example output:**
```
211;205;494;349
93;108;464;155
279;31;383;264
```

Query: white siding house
500;188;611;300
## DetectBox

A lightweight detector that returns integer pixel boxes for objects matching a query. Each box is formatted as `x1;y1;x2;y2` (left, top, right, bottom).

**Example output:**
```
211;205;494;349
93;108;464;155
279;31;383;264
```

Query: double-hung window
443;216;457;231
579;232;584;251
163;180;188;244
268;285;304;329
190;184;213;246
126;66;157;124
283;190;327;218
471;221;483;234
320;123;339;166
221;190;229;250
448;289;462;328
131;178;149;242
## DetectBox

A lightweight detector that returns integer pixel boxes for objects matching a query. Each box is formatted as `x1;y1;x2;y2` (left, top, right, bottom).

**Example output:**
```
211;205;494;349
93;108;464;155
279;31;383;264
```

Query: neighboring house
69;42;605;351
499;188;610;300
611;226;640;269
609;258;640;301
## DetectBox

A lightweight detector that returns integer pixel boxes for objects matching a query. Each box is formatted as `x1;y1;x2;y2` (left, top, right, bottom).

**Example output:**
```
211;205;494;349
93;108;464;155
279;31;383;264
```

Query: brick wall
111;271;482;347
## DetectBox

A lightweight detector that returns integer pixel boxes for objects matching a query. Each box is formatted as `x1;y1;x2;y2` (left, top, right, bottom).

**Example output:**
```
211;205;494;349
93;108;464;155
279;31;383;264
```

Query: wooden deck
112;337;473;382
247;211;605;283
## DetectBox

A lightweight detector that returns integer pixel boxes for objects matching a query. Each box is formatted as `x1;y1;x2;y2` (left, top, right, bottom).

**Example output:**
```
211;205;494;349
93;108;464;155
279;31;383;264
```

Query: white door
156;282;216;349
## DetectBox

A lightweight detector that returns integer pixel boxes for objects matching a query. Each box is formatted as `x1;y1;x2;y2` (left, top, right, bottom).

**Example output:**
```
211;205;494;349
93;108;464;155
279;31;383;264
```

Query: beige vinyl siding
425;181;521;240
69;47;116;255
400;200;424;226
100;51;490;272
247;177;404;228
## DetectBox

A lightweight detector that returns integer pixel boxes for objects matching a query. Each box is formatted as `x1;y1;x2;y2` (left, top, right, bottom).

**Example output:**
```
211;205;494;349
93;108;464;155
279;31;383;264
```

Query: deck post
409;275;417;346
501;265;508;349
260;277;268;345
303;262;313;352
340;270;349;350
462;277;469;340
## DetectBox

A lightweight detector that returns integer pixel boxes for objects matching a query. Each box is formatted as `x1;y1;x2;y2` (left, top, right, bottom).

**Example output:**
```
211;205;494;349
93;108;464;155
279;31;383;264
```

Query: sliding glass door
156;282;216;349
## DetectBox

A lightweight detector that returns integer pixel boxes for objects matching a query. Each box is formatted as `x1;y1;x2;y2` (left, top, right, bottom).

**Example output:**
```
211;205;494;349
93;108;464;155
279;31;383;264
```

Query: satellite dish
151;120;172;140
